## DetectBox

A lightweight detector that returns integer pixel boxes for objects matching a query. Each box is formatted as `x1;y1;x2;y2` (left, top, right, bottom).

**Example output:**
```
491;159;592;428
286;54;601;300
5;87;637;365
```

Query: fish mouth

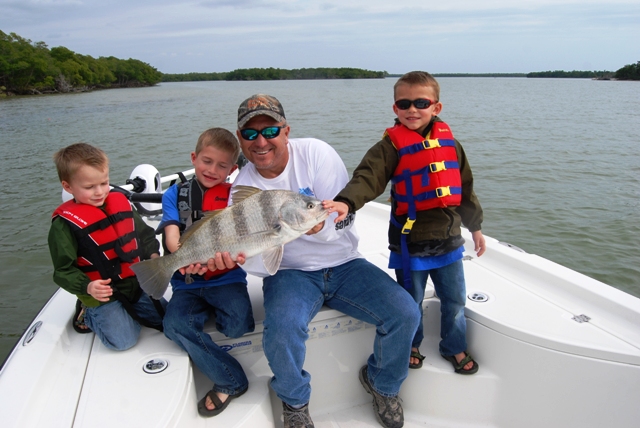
317;209;330;222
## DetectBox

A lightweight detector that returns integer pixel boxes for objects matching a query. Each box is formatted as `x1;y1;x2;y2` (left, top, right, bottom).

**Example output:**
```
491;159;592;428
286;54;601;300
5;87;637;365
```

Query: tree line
3;30;637;96
613;61;640;80
526;63;640;80
161;67;387;82
526;70;614;79
0;31;162;95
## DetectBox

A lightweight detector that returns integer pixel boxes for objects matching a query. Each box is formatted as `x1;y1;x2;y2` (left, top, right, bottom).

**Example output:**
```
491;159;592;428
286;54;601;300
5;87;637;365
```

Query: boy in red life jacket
157;128;255;418
324;71;486;374
49;143;166;350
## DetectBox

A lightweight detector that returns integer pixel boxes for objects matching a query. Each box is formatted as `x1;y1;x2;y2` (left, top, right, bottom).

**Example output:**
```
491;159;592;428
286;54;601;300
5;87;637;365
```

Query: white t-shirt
232;138;361;276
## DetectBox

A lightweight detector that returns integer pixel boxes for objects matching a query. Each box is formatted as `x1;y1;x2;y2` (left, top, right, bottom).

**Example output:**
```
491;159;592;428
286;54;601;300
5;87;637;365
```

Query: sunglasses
394;99;436;110
239;126;285;141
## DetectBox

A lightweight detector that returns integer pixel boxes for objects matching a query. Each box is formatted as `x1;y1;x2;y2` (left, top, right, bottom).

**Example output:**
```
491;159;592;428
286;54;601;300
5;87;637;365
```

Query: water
1;78;639;363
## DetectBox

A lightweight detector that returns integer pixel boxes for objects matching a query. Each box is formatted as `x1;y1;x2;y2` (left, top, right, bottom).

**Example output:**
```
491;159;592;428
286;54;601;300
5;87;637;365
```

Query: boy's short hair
394;71;440;101
195;128;241;163
53;143;109;183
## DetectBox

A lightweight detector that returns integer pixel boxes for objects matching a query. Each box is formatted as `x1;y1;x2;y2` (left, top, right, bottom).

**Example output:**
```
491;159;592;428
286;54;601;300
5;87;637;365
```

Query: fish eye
307;202;315;209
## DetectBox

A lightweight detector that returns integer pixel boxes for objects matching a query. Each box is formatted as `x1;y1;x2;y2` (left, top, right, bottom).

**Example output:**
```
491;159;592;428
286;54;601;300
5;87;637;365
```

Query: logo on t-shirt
299;187;315;197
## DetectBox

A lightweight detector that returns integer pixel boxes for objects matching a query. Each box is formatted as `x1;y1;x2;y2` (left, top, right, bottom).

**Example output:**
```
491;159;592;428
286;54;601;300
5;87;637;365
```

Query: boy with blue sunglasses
324;71;485;374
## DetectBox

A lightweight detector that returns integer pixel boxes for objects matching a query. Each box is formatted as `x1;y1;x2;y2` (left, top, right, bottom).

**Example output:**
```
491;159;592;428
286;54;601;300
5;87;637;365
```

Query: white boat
1;164;639;428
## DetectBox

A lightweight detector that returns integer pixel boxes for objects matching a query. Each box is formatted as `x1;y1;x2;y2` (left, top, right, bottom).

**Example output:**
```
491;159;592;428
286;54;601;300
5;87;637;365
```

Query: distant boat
1;164;639;428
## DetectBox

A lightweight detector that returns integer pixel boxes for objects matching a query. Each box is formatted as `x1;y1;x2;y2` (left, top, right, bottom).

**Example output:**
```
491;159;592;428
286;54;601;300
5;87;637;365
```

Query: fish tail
130;256;175;300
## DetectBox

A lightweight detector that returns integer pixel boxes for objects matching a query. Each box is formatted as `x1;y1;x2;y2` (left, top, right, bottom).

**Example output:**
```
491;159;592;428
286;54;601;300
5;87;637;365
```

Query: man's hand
305;221;325;235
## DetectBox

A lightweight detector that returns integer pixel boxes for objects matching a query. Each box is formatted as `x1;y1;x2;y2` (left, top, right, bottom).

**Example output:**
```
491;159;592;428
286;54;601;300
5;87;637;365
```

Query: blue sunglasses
239;126;285;141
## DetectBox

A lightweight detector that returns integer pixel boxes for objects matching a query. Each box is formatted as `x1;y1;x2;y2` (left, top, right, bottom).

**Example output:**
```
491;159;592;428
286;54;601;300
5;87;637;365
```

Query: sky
2;0;639;75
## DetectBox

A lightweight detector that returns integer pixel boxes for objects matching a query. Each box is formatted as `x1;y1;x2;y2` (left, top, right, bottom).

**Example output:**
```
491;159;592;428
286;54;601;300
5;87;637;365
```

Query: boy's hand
178;252;246;275
471;230;486;257
179;263;209;276
322;200;349;222
87;278;113;302
206;252;246;270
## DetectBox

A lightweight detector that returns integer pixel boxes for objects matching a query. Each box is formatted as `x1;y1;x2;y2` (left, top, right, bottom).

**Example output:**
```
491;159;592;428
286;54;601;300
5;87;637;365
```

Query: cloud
1;0;639;73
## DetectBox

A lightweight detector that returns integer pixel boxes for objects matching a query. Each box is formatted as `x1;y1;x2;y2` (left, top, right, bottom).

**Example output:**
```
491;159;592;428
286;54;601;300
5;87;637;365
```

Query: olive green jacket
48;206;159;307
334;118;483;253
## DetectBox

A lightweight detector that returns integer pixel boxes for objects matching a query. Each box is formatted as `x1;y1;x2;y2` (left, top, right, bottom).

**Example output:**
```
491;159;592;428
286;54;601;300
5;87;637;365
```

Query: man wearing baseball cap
227;93;419;428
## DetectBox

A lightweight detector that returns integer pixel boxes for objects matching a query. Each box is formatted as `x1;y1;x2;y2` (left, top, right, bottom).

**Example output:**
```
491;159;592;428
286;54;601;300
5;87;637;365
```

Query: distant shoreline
391;73;527;78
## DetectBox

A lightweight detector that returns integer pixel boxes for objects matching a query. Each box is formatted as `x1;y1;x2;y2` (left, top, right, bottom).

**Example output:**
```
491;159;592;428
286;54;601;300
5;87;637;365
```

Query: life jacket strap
397;138;456;157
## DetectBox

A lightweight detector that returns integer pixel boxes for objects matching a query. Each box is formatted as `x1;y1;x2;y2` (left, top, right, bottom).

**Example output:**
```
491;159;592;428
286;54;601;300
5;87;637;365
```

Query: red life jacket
175;179;236;279
52;192;141;282
387;121;461;233
203;182;231;212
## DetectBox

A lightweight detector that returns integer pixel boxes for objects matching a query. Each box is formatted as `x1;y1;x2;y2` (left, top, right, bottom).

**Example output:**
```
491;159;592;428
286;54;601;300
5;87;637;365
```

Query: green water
1;78;638;363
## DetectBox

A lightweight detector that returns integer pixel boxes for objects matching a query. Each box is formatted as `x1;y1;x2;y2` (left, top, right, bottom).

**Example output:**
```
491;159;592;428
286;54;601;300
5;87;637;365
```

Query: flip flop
441;351;479;375
73;299;92;334
197;386;248;417
409;350;425;369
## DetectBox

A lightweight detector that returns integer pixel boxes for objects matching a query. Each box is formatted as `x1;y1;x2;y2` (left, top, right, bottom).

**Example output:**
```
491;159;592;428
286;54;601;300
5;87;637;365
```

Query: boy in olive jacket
324;71;485;374
49;143;165;350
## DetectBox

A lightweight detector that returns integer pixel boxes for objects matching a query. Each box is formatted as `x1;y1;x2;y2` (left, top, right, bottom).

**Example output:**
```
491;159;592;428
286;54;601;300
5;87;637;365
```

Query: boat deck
2;202;640;427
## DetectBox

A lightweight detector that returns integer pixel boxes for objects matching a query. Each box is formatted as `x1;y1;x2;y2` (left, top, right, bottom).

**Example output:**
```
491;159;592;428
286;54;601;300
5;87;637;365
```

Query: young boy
324;71;486;374
49;143;166;350
158;127;255;417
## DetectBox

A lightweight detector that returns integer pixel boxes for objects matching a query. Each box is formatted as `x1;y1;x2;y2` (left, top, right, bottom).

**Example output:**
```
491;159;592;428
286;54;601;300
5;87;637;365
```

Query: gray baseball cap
237;94;286;128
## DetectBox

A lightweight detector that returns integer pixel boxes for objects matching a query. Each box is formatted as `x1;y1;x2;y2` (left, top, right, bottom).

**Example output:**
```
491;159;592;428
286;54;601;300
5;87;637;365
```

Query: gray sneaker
282;402;315;428
359;365;404;428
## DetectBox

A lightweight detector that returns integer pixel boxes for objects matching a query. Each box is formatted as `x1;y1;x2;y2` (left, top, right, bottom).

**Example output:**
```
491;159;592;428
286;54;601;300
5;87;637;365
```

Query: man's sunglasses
239;126;285;141
394;99;436;110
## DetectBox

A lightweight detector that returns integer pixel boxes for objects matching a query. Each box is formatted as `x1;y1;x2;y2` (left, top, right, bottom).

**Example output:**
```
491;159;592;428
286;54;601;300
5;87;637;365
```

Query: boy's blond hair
394;71;440;102
53;143;109;183
195;128;241;163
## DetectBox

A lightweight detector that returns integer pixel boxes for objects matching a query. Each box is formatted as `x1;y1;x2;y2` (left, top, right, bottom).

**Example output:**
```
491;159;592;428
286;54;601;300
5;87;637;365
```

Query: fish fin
231;185;262;205
130;257;174;299
262;245;284;275
178;210;223;244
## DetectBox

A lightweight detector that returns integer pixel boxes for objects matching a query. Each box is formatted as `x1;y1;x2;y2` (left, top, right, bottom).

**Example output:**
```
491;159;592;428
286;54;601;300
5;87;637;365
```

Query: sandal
197;386;248;417
73;300;92;334
441;351;478;375
409;350;425;369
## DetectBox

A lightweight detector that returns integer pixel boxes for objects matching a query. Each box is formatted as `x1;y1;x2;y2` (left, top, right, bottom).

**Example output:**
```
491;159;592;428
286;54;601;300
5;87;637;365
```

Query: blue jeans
84;292;167;351
263;258;420;406
163;282;255;395
395;259;468;356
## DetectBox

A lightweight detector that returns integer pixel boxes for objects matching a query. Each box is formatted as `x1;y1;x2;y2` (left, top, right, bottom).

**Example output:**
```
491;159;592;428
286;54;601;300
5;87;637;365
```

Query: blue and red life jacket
175;178;237;279
387;120;461;235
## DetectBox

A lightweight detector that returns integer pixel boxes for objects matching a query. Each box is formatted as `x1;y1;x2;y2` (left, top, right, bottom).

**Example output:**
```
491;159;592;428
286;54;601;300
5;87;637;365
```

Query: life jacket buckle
422;139;440;150
401;218;415;234
436;186;451;198
429;161;446;173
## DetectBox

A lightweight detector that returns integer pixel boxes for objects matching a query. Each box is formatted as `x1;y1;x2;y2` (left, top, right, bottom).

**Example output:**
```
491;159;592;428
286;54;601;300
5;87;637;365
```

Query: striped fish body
131;186;328;298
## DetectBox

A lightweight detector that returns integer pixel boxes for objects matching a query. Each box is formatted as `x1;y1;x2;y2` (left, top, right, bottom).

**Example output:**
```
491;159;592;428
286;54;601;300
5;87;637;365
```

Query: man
229;94;420;428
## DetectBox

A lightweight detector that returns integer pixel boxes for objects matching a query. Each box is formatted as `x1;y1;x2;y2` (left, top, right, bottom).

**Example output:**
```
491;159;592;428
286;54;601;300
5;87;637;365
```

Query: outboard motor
128;164;163;215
